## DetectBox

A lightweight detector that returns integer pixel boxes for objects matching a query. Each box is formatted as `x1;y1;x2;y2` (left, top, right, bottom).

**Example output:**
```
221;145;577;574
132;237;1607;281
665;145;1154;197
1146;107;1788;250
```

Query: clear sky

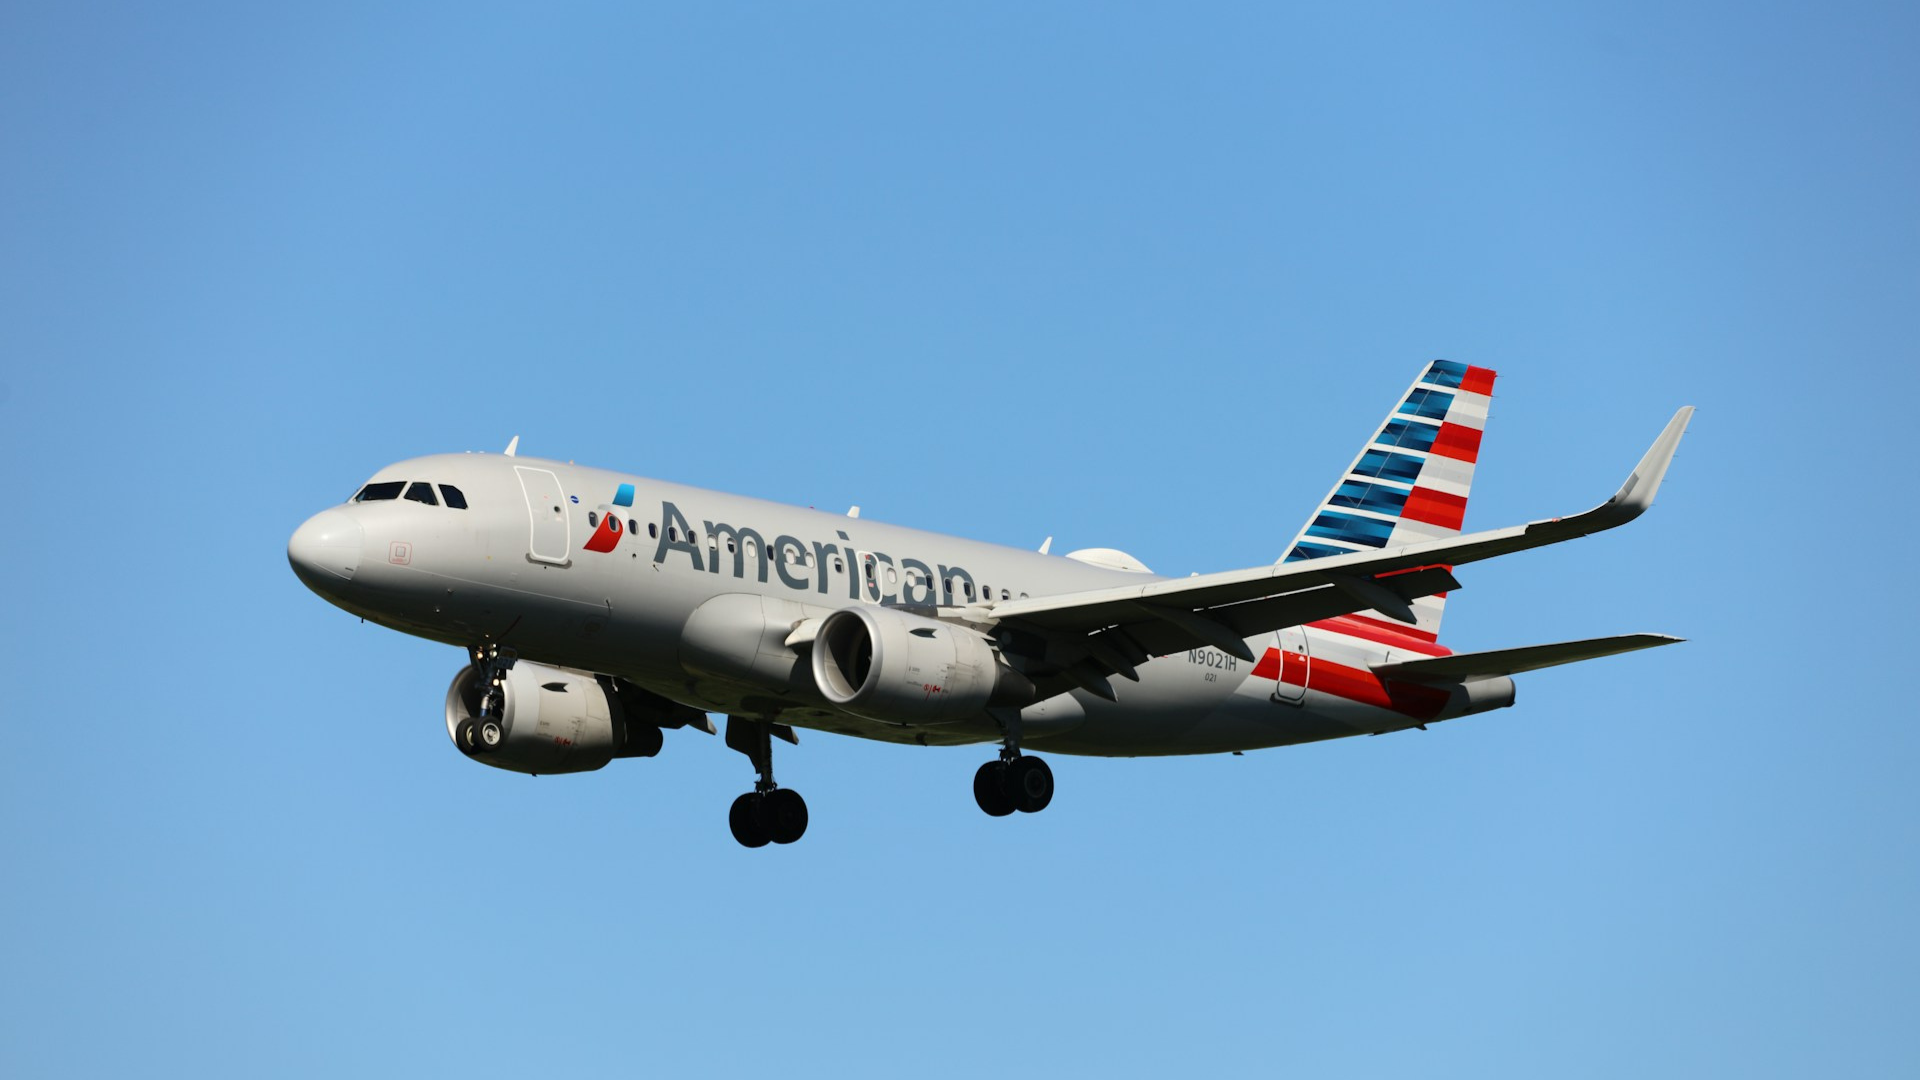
3;2;1915;1076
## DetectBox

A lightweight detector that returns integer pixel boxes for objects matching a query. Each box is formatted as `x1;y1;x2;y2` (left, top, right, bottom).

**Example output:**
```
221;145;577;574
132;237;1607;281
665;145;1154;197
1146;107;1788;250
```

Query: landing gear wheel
1006;756;1054;813
764;788;808;845
729;793;770;848
974;761;1015;817
455;719;480;755
477;718;505;753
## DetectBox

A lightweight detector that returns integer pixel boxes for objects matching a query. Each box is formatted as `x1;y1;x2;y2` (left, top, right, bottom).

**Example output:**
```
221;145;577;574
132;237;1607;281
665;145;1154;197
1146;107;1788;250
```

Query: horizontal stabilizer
1372;633;1683;682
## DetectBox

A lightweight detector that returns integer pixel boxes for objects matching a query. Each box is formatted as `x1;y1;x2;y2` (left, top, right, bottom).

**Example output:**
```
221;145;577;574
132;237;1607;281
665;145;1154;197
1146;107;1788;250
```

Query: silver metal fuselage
290;452;1449;757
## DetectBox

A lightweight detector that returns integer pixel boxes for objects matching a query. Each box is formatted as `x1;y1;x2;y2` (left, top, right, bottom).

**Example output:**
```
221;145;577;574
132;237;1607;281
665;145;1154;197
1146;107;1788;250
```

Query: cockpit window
355;481;405;502
404;482;439;506
439;485;468;509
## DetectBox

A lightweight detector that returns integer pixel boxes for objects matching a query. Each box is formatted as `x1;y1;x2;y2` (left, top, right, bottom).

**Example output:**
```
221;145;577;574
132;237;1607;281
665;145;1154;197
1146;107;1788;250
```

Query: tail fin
1281;359;1497;640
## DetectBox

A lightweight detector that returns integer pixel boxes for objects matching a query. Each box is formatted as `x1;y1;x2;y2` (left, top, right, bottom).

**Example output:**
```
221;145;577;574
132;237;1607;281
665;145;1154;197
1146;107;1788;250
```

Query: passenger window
404;482;438;506
668;527;678;541
588;512;599;527
629;519;640;536
649;523;659;539
833;558;844;573
886;567;898;585
355;481;405;502
1001;588;1010;600
964;582;975;600
439;485;468;509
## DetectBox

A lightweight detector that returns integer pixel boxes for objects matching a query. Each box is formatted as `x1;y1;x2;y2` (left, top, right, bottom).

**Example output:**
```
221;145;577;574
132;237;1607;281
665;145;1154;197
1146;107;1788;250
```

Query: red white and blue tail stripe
1281;360;1497;640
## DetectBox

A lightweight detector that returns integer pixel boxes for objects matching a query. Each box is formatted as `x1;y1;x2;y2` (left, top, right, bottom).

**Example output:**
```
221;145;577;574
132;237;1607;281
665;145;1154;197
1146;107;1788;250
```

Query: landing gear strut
459;643;516;755
724;716;807;848
975;712;1054;816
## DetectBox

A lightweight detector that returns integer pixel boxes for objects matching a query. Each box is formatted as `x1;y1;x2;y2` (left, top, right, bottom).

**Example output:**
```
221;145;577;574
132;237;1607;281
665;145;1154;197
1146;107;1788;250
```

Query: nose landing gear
458;644;517;756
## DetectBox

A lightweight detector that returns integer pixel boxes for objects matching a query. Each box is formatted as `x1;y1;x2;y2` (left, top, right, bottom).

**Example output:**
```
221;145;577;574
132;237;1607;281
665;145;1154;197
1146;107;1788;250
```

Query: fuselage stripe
1248;647;1452;720
1306;613;1450;651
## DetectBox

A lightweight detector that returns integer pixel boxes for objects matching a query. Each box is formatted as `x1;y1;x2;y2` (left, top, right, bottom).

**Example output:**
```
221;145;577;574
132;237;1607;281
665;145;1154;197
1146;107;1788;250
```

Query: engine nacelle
811;606;1034;724
444;661;663;775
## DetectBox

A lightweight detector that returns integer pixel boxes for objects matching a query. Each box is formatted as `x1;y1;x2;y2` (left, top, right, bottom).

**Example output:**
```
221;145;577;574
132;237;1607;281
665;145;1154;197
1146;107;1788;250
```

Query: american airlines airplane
289;362;1692;848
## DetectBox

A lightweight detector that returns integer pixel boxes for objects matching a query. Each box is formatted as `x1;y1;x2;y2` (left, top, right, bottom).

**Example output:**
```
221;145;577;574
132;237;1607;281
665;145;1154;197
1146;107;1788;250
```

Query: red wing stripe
1374;563;1453;578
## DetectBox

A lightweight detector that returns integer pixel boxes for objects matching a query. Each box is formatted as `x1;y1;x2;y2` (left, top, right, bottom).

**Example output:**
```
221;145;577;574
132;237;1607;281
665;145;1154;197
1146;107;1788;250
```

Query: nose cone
289;509;363;589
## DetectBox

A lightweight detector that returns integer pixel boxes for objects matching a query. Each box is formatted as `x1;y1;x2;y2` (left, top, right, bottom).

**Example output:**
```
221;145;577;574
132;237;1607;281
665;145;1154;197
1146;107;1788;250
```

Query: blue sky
3;2;1915;1076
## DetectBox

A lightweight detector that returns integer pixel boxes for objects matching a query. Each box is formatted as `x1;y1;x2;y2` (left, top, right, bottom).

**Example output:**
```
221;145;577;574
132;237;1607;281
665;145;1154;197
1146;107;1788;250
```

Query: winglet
504;435;520;457
1576;406;1693;530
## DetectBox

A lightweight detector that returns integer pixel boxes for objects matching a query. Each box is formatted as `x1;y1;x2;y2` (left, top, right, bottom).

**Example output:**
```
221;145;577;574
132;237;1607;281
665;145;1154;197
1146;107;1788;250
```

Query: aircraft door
515;466;572;565
1272;625;1310;704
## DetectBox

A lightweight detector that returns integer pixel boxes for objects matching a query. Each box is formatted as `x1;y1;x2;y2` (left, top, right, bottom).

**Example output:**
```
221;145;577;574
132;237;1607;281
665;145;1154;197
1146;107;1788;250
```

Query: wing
987;407;1694;699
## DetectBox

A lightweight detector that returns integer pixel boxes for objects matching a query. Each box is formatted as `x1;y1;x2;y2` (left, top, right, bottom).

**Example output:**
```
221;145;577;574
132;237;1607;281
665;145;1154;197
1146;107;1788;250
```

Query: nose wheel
459;643;516;756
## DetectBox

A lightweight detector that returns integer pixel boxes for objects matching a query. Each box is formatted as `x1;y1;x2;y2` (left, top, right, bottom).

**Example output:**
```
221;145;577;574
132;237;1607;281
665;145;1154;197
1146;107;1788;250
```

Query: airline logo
583;483;636;553
1287;359;1496;563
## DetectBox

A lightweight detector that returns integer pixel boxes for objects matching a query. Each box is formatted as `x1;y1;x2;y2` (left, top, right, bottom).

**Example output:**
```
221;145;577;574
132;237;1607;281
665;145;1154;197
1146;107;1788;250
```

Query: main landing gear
974;753;1054;816
724;716;807;848
974;712;1054;817
456;644;516;756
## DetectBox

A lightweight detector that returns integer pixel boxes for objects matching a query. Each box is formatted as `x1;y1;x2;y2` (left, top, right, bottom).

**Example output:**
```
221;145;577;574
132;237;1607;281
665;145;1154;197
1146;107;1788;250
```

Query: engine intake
444;661;663;775
811;606;1033;724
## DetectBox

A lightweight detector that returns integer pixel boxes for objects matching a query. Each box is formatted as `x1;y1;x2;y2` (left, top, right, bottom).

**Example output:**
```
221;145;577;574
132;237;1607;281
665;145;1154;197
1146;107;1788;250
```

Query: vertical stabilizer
1281;360;1497;640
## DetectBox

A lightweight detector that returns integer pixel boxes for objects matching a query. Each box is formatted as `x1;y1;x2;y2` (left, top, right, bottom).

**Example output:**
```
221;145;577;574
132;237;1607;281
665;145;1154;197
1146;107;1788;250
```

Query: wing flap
1371;633;1683;681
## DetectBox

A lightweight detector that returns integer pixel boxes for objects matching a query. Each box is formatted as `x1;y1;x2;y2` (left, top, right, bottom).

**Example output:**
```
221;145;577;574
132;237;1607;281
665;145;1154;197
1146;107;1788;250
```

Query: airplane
288;362;1693;848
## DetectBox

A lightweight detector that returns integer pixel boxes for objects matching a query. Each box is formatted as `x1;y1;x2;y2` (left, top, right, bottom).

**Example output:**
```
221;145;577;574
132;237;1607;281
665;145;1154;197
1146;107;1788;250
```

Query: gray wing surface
985;407;1693;698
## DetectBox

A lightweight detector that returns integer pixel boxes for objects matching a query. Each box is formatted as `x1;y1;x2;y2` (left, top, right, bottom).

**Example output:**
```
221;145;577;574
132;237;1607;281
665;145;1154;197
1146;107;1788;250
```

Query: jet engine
810;606;1034;724
444;660;664;775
